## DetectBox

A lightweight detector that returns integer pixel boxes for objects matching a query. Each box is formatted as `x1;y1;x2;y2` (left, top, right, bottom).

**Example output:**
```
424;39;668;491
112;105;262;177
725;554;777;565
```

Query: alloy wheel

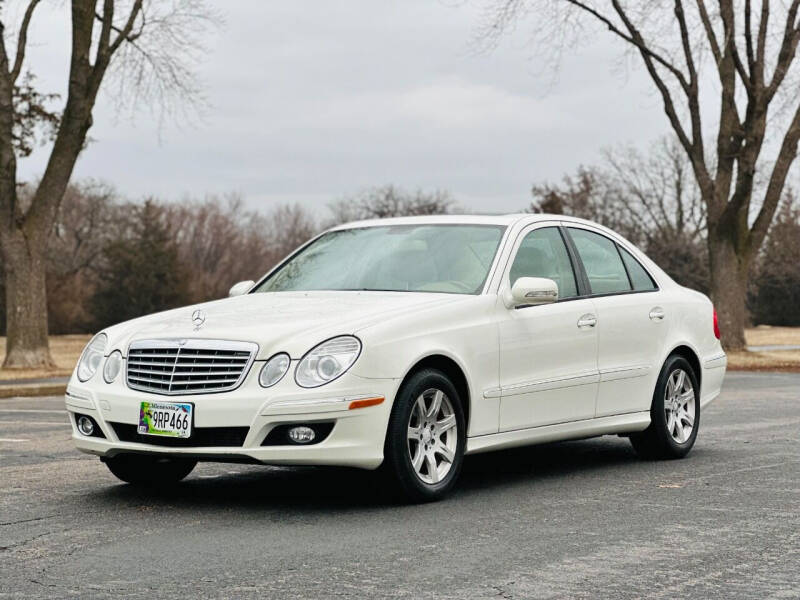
664;368;696;444
407;388;458;484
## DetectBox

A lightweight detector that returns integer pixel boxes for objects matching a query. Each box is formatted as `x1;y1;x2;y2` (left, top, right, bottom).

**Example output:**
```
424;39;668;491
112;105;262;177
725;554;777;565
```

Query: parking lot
1;372;798;599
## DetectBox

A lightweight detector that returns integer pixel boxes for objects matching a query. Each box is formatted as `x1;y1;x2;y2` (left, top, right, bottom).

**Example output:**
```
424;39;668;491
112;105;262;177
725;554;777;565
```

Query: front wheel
383;369;466;502
103;454;197;486
630;355;700;459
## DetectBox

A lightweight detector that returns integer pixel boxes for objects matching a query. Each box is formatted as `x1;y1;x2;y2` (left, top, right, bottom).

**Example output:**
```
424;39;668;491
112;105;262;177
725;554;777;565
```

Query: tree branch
750;98;800;253
564;0;691;92
765;0;800;100
754;0;769;84
10;0;41;84
695;0;722;65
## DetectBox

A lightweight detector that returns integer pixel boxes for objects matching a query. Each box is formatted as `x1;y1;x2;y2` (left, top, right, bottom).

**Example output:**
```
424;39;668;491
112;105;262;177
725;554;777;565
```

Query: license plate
138;401;193;438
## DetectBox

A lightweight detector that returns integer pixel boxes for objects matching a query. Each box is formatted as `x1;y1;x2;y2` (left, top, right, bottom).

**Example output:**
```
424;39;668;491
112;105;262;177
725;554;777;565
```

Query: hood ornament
191;309;206;330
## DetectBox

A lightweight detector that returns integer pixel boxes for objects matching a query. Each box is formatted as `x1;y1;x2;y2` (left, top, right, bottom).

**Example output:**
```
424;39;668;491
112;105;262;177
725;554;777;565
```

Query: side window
509;227;578;299
619;246;657;291
568;228;632;295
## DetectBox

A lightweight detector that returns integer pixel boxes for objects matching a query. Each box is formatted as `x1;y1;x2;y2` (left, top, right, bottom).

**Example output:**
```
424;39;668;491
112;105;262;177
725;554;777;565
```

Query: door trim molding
487;369;599;399
599;364;651;382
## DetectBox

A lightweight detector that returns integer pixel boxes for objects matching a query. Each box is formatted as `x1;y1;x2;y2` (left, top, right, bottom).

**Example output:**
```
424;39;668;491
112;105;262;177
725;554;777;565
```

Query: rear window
568;228;632;295
619;246;657;291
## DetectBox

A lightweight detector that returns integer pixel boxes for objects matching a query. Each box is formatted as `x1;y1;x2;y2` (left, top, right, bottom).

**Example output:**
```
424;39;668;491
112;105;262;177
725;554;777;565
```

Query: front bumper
66;369;399;470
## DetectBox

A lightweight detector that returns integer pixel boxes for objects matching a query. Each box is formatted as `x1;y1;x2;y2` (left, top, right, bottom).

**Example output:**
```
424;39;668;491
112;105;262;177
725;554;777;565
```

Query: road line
0;420;70;425
0;409;66;414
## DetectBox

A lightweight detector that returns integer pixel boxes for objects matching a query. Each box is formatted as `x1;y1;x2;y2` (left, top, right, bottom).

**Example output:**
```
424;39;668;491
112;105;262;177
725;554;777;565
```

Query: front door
496;225;599;431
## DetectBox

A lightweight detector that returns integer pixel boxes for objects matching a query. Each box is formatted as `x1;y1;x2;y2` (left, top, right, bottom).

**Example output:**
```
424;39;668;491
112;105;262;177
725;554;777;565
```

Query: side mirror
506;277;559;308
228;280;255;298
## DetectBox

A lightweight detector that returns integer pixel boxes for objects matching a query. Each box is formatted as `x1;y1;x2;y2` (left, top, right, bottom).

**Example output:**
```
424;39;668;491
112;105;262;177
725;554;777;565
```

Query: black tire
630;355;700;460
383;368;466;503
103;454;197;486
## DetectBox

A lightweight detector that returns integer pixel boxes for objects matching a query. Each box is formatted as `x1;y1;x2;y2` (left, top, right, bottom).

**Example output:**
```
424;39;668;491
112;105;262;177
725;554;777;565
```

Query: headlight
77;333;108;382
295;336;361;388
103;350;123;383
259;353;291;388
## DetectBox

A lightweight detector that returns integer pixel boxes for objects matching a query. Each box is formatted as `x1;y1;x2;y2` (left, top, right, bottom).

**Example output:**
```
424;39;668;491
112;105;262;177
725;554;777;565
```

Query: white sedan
67;214;726;501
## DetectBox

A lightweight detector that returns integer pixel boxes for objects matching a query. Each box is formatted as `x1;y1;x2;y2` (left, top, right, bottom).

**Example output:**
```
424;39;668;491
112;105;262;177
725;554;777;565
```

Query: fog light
288;426;315;444
77;415;95;436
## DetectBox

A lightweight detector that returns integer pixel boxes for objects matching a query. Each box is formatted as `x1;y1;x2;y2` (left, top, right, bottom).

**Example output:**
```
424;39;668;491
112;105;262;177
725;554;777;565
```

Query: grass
745;325;800;347
0;326;798;381
0;334;91;381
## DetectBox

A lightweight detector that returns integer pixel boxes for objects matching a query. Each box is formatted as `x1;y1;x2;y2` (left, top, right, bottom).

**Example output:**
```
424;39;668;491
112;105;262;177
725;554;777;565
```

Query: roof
330;213;538;230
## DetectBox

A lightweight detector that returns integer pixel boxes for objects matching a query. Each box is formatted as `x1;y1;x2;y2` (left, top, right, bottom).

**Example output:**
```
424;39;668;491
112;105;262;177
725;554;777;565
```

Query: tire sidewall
385;369;466;501
651;355;701;457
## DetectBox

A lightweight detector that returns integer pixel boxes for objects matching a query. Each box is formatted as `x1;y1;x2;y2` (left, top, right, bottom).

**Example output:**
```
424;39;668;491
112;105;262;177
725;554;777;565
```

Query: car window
619;246;657;291
568;228;632;295
254;224;506;295
509;227;578;299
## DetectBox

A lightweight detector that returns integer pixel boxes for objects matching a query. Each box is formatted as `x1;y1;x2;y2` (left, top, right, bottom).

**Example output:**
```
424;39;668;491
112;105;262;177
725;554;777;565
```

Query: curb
0;383;67;399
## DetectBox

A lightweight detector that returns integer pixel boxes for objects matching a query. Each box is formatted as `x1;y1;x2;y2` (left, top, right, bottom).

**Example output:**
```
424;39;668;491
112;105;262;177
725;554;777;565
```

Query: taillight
713;307;721;340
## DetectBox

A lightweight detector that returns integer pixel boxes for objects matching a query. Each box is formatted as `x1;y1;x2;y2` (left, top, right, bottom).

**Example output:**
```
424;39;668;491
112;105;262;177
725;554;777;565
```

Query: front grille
111;422;249;447
126;339;258;395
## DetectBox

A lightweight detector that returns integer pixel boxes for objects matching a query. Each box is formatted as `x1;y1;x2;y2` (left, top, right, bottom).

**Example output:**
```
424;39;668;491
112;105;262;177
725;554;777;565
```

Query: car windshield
254;224;506;295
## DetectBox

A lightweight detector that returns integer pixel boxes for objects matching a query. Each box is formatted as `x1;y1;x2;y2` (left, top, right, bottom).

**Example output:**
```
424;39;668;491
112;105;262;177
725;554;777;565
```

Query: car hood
103;291;461;359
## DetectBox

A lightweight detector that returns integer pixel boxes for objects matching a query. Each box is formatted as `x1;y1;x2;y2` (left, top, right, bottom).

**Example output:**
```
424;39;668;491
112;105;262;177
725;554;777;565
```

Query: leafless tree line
0;183;454;334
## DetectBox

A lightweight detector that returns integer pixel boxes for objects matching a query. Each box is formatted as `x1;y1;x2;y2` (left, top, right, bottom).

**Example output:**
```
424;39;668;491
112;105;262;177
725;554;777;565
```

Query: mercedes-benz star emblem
191;309;206;329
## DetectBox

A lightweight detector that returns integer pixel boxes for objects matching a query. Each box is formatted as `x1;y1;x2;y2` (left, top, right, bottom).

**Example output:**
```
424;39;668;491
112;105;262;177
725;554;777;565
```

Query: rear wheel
103;454;197;486
383;369;466;502
630;355;700;459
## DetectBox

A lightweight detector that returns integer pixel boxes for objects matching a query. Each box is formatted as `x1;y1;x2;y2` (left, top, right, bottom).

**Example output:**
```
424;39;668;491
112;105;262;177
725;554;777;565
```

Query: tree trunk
707;231;749;351
0;226;54;369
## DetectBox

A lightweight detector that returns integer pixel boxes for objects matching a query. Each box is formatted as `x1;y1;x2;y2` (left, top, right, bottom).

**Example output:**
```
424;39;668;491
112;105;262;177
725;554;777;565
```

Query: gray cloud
15;0;667;214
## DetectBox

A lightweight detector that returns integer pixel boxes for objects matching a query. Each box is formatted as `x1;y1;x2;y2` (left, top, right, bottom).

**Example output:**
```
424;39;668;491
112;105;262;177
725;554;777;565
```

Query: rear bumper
66;372;399;470
700;351;727;409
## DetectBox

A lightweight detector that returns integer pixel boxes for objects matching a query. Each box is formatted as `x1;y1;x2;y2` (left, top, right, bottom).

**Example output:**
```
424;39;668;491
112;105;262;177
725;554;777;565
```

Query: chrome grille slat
126;339;258;396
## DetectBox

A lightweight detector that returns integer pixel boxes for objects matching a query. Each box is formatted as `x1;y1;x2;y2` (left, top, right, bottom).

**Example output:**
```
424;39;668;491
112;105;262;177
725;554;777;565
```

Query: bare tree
0;0;214;368
327;185;456;226
530;137;709;291
165;196;318;301
482;1;800;349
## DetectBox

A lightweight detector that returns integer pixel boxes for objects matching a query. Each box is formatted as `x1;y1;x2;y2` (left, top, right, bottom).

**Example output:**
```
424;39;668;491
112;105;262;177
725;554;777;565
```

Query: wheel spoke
437;414;456;433
428;390;443;419
675;370;686;392
415;395;427;421
664;397;672;410
425;452;439;483
674;419;685;442
666;376;674;397
408;426;421;440
411;446;425;472
680;410;694;428
436;443;455;463
666;412;676;435
679;390;694;406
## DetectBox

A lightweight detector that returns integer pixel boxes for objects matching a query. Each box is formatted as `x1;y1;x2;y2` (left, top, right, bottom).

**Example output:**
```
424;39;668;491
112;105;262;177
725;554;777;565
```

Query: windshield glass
254;224;506;295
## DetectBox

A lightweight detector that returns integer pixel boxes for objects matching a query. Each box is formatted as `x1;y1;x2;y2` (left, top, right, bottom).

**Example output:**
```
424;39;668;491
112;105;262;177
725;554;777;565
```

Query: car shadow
87;435;643;512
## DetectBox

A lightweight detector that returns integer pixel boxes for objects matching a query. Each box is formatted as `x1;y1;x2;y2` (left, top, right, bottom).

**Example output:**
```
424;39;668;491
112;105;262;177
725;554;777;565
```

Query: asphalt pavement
1;372;798;599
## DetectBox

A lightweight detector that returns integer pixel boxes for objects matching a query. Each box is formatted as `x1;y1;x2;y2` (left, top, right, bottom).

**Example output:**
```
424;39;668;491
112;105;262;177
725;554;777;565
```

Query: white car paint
67;214;727;469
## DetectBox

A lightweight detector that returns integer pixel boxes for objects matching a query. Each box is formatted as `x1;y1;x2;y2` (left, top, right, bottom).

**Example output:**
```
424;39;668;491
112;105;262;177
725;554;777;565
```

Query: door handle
649;307;665;321
577;313;597;328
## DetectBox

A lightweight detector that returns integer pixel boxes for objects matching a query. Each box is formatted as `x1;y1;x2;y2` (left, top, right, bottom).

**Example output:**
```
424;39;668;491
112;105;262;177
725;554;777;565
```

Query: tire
630;355;700;460
103;454;197;486
383;368;466;502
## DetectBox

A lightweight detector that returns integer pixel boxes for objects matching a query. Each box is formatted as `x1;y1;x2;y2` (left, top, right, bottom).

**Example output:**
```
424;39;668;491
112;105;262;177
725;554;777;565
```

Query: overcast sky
16;0;669;214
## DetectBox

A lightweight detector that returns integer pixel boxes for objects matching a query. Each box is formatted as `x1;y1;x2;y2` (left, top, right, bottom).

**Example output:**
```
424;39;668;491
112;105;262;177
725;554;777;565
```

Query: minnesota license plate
138;401;193;438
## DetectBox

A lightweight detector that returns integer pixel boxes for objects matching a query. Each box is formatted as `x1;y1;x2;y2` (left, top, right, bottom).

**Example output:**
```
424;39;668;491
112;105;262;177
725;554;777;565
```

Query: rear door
564;225;666;417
